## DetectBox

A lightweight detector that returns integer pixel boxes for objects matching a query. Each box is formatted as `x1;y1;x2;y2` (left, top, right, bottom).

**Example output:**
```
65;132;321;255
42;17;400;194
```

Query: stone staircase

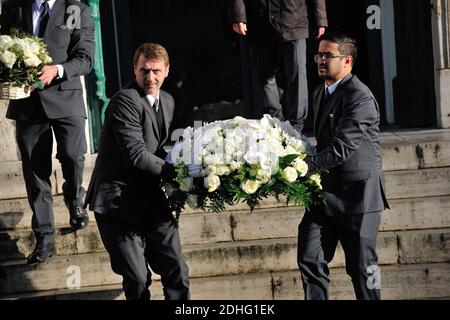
0;129;450;300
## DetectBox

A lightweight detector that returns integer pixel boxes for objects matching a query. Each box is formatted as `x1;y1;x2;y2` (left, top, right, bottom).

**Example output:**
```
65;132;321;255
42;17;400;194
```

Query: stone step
380;130;450;171
2;192;450;256
2;262;449;300
2;196;450;262
0;231;400;295
383;167;450;200
2;165;450;232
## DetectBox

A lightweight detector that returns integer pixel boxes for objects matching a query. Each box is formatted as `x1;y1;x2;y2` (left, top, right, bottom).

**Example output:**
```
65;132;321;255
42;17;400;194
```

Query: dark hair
133;43;170;66
318;31;358;64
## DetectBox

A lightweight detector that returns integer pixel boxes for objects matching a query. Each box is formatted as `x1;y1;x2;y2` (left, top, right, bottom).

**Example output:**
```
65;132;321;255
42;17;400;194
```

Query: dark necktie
38;1;50;38
315;87;330;129
154;99;165;140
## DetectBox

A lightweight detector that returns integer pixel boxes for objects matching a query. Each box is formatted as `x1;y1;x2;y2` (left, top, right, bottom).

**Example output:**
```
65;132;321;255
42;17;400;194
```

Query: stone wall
0;100;19;162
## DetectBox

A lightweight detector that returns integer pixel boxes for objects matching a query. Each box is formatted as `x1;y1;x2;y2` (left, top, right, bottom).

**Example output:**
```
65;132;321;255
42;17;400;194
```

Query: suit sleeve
306;92;379;173
108;92;166;176
61;4;95;81
230;0;247;23
307;0;328;28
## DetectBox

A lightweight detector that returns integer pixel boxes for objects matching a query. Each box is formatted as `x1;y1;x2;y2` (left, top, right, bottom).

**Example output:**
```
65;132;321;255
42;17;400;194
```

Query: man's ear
165;64;170;78
345;56;353;67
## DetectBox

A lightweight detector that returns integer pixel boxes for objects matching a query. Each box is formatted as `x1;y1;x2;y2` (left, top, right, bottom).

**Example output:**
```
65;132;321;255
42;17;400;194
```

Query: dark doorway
126;0;244;131
393;0;436;128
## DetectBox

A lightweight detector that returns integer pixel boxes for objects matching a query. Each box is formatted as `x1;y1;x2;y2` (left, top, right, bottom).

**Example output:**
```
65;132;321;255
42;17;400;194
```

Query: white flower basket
0;82;31;100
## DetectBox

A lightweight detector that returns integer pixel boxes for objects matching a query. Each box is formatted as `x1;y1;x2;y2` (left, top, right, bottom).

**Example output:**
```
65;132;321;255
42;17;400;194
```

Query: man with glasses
230;0;327;134
298;31;389;300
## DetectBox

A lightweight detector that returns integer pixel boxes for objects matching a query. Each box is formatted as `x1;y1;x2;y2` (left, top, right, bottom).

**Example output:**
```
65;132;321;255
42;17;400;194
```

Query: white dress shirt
146;93;160;112
325;78;344;96
32;0;64;78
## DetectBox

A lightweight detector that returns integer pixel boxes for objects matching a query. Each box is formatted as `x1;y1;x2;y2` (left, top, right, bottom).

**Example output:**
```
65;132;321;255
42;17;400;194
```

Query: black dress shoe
27;241;56;264
65;199;89;230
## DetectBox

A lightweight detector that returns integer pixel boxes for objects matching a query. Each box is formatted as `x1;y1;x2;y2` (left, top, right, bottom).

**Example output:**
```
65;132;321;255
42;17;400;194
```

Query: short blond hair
133;43;169;66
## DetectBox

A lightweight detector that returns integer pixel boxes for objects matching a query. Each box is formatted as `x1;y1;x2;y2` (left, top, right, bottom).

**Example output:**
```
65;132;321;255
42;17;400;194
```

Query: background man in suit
230;0;327;134
0;0;95;264
298;31;389;300
85;43;190;300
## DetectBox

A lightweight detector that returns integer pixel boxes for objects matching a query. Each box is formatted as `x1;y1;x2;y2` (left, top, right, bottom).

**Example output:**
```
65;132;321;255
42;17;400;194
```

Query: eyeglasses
314;53;347;63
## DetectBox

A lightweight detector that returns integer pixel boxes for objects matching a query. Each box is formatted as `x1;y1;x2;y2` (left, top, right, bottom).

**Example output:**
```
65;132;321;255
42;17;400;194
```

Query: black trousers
15;103;86;242
297;208;382;300
95;212;190;300
248;39;308;133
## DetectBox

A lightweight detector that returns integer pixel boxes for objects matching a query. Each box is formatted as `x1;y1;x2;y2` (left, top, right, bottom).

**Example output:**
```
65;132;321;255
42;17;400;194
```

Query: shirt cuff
56;64;65;79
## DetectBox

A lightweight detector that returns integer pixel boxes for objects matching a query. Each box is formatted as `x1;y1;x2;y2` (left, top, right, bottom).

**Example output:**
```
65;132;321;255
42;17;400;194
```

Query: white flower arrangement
166;115;325;220
0;28;52;99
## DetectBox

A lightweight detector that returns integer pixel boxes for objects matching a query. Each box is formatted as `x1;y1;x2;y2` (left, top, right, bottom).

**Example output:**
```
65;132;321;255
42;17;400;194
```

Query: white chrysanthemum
216;165;231;176
255;168;272;183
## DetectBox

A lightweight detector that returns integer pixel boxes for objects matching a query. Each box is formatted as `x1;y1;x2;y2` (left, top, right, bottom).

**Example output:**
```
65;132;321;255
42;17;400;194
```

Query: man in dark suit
230;0;327;133
298;31;389;300
85;43;190;300
1;0;95;264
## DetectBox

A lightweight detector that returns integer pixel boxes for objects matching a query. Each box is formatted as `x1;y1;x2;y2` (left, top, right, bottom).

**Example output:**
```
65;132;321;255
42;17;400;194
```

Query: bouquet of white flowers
0;28;52;99
165;115;325;221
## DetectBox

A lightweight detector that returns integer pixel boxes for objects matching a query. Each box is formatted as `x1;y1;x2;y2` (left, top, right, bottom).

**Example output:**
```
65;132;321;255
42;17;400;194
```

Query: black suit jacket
1;0;95;120
85;81;175;224
307;73;389;216
230;0;328;42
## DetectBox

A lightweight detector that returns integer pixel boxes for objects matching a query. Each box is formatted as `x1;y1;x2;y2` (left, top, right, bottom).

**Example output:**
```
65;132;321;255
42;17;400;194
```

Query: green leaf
279;154;300;169
33;80;44;90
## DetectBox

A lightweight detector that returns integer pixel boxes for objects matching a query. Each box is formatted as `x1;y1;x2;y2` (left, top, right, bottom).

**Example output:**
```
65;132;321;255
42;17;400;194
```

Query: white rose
28;40;41;55
24;54;42;67
293;159;308;177
281;166;298;183
15;39;31;55
0;50;17;69
0;35;14;50
309;173;322;190
241;180;260;194
179;177;193;192
186;194;199;209
204;175;220;192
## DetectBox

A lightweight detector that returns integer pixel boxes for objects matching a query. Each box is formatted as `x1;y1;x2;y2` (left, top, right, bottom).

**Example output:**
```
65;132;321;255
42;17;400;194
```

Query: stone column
431;0;450;128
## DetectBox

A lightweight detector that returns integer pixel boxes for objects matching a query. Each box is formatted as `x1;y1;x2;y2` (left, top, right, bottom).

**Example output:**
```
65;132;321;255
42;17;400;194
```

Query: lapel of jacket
313;86;324;137
22;0;34;34
128;81;161;141
316;73;354;139
43;0;65;38
159;91;173;143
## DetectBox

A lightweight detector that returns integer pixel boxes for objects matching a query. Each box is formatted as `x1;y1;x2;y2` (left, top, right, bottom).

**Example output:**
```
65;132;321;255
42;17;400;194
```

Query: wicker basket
0;82;31;100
